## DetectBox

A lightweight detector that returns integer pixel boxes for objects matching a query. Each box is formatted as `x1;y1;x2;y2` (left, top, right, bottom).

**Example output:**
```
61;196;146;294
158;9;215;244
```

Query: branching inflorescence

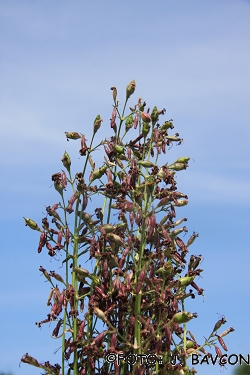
22;80;234;375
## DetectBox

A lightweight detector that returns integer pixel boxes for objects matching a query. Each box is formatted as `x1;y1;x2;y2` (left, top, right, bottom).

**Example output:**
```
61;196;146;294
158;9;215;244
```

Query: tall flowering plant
22;81;234;375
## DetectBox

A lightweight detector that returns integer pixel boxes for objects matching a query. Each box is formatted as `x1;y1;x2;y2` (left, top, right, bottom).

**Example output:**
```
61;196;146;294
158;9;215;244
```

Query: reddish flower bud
165;325;172;350
61;170;67;188
141;112;151;123
215;345;222;358
129;211;135;227
38;231;46;253
217;335;228;351
133;113;139;129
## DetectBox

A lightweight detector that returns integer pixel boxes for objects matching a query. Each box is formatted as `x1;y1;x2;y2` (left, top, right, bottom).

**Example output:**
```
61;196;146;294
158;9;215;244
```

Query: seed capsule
114;145;124;154
175;157;190;163
24;218;40;231
166;136;182;142
126;80;136;100
212;316;227;333
89;165;107;183
169;163;188;171
93;114;103;134
161;120;174;130
174;199;188;207
106;233;124;246
156;196;171;208
73;267;90;282
50;271;66;285
172;312;198;324
39;266;52;283
65;132;81;140
93;307;107;322
186;232;199;247
142;122;150;137
151;106;159;125
137;160;155;168
61;151;71;173
20;353;41;367
125;114;133;132
178;276;195;286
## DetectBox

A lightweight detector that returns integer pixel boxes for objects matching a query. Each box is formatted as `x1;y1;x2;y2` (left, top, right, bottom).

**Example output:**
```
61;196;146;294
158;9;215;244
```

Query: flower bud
217;335;228;351
126;80;136;100
133;113;139;129
24;218;40;231
93;114;103;134
141;112;151;123
172;312;198;324
215;345;222;358
61;151;71;173
110;86;117;102
220;327;234;338
65;132;81;140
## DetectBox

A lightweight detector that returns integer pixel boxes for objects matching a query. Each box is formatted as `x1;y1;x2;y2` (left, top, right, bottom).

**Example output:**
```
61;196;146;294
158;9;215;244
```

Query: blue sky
0;1;250;374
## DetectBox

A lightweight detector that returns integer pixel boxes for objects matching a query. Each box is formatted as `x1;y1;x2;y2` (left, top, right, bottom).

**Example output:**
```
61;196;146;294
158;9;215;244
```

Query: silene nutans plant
22;80;234;375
